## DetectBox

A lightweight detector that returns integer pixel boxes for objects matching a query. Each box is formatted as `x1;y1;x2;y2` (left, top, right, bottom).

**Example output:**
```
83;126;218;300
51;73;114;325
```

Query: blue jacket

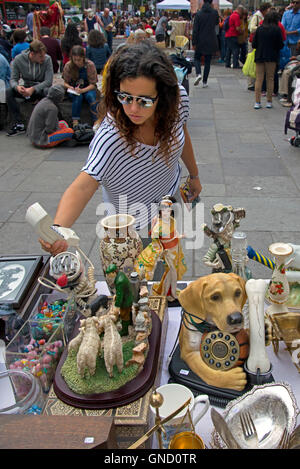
86;44;111;72
0;53;11;88
282;9;300;45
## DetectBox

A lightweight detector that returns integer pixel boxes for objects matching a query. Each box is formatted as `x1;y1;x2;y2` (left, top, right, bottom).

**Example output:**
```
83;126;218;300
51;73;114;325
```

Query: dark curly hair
88;29;106;48
99;40;180;166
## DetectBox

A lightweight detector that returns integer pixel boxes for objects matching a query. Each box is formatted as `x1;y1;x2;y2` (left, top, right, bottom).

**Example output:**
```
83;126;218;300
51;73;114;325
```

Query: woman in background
63;45;98;127
86;29;111;74
252;10;283;109
61;23;83;67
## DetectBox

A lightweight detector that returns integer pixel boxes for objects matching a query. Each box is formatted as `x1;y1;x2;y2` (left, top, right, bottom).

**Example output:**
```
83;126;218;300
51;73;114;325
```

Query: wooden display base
0;415;116;449
53;310;161;409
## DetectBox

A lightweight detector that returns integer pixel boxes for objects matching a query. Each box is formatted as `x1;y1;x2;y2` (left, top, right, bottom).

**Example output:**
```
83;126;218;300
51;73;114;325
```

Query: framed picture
0;255;43;308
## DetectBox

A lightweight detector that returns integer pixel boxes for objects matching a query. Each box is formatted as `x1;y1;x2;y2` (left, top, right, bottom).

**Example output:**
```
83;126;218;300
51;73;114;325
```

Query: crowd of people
192;0;300;110
1;2;300;146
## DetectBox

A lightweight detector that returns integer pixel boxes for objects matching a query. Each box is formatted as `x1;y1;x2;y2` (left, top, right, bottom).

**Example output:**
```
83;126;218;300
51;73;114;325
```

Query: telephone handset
25;203;80;247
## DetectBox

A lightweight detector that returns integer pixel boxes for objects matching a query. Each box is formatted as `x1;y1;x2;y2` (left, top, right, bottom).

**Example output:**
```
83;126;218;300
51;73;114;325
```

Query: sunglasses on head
114;91;158;108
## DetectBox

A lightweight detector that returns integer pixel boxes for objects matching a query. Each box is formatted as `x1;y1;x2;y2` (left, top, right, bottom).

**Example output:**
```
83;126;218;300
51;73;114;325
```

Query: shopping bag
242;49;256;78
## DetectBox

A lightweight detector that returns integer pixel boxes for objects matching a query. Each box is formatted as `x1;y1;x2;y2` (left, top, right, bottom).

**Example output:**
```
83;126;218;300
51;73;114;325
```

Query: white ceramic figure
267;243;294;314
245;279;270;375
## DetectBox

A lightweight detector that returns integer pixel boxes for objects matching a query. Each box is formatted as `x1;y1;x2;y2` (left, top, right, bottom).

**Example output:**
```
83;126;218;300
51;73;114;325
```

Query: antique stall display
168;273;275;408
43;295;168;449
244;279;272;385
0;254;51;344
202;204;246;273
0;368;45;415
247;242;300;310
99;214;143;294
211;382;299;449
266;243;294;315
149;383;209;449
269;311;300;372
26;203;98;318
134;195;187;304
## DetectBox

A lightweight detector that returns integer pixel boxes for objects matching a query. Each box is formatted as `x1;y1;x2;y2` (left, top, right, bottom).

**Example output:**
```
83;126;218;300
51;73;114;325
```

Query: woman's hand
188;177;202;201
39;238;68;256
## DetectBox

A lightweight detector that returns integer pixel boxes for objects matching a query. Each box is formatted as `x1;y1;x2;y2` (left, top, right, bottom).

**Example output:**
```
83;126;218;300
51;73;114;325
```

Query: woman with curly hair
39;40;202;255
86;29;111;74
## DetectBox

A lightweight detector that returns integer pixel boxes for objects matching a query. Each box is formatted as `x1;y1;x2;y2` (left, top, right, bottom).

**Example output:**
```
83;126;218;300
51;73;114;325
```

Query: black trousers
6;87;47;124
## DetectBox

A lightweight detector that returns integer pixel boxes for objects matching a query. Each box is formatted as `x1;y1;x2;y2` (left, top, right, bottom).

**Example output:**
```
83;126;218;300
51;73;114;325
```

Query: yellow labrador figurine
178;273;248;391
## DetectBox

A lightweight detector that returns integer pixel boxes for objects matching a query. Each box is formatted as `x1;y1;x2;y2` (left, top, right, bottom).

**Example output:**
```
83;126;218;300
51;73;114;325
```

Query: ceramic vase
99;214;143;293
267;242;294;314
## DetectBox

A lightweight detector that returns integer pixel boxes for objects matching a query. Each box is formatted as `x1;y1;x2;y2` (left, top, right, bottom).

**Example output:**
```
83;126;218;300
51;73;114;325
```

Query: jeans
71;89;98;122
225;36;239;68
194;55;212;84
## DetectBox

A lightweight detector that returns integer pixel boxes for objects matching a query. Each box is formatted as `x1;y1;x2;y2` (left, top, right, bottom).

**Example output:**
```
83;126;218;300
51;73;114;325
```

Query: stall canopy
156;0;191;10
219;0;233;9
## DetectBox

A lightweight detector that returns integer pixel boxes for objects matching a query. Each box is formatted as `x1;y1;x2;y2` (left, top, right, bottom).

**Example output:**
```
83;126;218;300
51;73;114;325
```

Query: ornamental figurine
105;263;134;336
202;203;246;273
134;195;187;302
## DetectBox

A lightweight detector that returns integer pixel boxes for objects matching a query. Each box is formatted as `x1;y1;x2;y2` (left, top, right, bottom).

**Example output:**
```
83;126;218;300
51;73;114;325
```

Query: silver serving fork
240;411;259;447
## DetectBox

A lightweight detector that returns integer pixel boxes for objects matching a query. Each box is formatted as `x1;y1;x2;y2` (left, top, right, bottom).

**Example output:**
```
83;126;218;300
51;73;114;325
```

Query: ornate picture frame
0;255;43;308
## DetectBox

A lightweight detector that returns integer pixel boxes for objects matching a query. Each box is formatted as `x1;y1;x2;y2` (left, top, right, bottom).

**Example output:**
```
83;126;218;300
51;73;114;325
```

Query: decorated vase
99;214;143;293
268;242;294;307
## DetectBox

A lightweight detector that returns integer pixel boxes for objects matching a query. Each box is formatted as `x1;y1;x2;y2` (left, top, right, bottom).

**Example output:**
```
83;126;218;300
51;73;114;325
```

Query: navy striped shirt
82;85;189;230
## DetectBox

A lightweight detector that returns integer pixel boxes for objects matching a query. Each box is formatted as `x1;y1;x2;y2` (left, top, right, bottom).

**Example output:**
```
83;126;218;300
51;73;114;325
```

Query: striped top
82;85;189;230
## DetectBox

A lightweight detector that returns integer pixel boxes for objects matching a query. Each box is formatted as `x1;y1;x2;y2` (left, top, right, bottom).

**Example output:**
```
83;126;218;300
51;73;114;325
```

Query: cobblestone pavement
0;61;299;281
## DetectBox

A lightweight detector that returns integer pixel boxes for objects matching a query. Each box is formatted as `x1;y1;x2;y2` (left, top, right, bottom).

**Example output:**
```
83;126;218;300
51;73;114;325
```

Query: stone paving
0;61;299;282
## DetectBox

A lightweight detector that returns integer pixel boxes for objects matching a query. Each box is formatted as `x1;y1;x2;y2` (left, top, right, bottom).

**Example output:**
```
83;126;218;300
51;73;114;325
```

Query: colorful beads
31;299;68;341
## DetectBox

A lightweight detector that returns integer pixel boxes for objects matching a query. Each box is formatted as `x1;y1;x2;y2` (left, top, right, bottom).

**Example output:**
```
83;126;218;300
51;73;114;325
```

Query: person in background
252;10;284;109
26;7;34;36
0;52;11;88
84;8;102;33
6;40;54;136
61;23;83;68
11;29;29;59
0;26;12;62
225;5;244;69
27;84;74;148
155;12;168;43
192;0;219;87
282;0;300;56
99;8;114;52
63;45;98;127
247;2;271;90
238;7;248;64
40;26;62;74
86;29;111;74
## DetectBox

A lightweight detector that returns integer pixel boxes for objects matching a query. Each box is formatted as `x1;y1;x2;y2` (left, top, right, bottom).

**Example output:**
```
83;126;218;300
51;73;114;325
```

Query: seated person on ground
27;84;74;148
279;42;300;106
6;40;54;136
63;45;99;128
11;29;30;59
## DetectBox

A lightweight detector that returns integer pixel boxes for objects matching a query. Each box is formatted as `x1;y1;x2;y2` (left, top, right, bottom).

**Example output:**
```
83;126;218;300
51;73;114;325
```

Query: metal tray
211;382;299;449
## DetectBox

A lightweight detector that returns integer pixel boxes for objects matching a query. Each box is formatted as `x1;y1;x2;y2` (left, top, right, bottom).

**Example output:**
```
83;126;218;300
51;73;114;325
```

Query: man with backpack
225;5;244;69
247;3;271;90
